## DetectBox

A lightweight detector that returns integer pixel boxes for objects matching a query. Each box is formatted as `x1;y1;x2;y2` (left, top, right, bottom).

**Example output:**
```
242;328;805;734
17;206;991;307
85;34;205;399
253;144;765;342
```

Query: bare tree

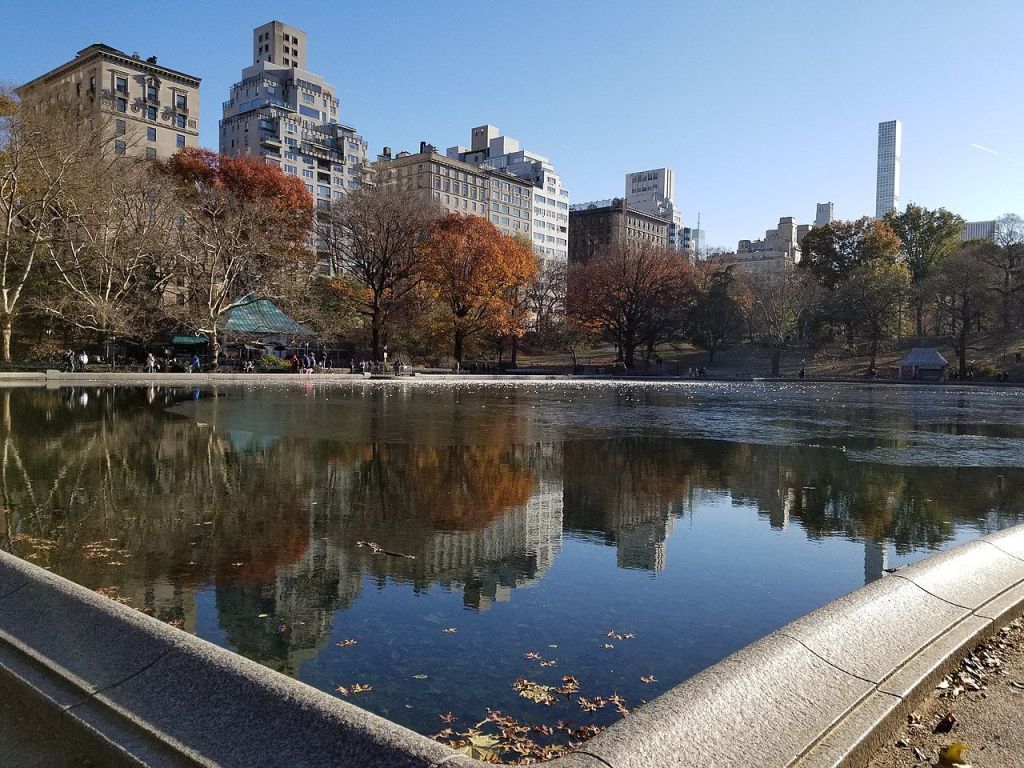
741;263;815;376
317;182;437;361
41;152;173;344
0;92;105;359
931;241;997;377
983;213;1024;331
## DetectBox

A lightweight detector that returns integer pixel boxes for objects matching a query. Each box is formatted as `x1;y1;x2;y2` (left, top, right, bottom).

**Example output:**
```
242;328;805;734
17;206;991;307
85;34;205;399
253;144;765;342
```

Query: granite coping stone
889;539;1024;610
877;614;992;700
792;690;902;768
87;629;454;768
576;631;874;768
983;525;1024;561
974;580;1024;623
779;576;968;683
0;562;183;694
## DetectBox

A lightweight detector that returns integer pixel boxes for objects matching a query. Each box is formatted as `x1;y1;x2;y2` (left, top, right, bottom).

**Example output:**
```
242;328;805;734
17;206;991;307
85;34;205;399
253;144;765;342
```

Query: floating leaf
641;675;657;684
335;682;373;697
335;638;358;647
442;627;458;633
439;712;457;723
453;731;502;762
412;674;429;680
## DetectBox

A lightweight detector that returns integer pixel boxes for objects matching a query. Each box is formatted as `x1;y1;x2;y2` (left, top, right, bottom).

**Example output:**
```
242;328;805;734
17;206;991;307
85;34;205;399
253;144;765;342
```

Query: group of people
288;352;329;374
64;350;91;372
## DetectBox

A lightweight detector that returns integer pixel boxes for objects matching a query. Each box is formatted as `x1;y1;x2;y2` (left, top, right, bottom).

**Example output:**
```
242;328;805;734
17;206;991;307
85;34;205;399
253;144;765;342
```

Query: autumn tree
0;92;106;359
317;181;437;361
158;148;314;362
420;214;537;364
491;237;537;367
884;204;965;335
566;243;693;369
836;259;912;370
930;241;996;378
689;260;745;362
799;217;902;291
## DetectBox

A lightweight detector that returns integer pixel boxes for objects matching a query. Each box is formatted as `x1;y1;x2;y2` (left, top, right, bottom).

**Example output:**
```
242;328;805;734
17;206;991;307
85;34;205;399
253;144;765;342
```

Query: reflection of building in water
562;440;683;572
864;538;888;584
426;477;563;609
121;578;198;634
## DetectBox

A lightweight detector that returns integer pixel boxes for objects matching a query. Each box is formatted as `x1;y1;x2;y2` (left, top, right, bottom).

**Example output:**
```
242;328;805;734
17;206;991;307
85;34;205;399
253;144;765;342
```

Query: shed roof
900;348;948;367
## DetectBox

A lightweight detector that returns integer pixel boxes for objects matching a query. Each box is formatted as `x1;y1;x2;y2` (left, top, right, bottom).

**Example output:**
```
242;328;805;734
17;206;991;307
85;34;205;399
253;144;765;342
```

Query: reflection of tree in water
561;436;1024;574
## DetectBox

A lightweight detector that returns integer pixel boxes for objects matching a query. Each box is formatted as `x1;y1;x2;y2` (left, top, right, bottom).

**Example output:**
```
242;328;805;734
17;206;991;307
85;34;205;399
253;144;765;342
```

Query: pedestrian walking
145;352;156;374
78;351;89;371
66;350;77;372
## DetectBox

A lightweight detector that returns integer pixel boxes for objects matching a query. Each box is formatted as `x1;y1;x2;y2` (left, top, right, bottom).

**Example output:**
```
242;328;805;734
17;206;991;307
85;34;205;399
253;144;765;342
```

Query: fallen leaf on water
453;731;501;762
640;675;657;684
335;683;373;697
439;712;457;723
602;643;615;650
257;613;269;619
524;651;541;660
442;627;458;633
540;659;558;667
335;638;358;647
412;674;429;680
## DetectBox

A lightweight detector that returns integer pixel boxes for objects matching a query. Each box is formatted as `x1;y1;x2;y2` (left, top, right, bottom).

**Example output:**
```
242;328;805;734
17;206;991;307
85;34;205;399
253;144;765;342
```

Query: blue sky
3;0;1022;248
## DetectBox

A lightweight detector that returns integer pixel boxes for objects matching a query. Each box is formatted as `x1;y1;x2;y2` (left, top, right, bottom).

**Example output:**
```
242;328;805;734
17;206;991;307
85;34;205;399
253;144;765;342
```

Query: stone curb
2;525;1023;767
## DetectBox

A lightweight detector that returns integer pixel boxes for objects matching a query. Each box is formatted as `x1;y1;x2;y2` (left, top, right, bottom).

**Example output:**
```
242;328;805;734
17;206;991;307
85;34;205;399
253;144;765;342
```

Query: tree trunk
915;299;924;337
510;335;519;368
453;328;464;364
210;321;220;369
1;318;12;362
371;310;381;362
771;349;781;377
707;345;716;364
959;299;970;379
623;344;635;369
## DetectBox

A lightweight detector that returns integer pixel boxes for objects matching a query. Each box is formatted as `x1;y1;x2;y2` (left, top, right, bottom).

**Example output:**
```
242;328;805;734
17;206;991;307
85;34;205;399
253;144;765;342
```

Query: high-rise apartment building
568;199;669;263
815;202;835;227
962;220;997;241
875;120;902;219
18;44;201;161
624;168;686;253
220;21;369;213
373;143;535;241
447;126;570;269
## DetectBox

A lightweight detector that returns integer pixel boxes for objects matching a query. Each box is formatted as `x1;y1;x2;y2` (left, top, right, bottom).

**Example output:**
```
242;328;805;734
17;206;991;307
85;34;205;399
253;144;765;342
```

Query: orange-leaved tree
421;214;537;364
159;148;313;362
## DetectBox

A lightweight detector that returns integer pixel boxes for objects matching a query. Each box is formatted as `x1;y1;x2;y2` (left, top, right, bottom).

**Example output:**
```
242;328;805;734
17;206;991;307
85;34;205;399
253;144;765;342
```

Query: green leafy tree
799;217;902;291
884;204;965;335
836;259;912;370
689;261;745;362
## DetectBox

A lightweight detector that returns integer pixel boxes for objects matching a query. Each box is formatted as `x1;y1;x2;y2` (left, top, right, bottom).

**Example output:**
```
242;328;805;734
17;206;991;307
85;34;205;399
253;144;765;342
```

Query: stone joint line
887;573;973;610
777;631;879;686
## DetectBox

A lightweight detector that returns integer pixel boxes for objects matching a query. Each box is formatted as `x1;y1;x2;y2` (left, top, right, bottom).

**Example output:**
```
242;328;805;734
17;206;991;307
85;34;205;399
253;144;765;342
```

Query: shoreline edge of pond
2;525;1023;767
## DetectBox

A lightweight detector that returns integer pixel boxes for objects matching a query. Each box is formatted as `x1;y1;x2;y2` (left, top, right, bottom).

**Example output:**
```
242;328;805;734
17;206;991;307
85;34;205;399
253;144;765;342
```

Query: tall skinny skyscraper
875;120;902;219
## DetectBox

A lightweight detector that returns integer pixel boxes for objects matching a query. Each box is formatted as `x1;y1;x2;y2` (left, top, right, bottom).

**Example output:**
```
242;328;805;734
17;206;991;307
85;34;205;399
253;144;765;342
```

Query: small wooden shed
899;348;948;381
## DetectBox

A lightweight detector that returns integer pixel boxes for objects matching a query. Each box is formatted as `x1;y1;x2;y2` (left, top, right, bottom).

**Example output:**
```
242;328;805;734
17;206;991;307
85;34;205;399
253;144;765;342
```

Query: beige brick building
372;144;535;240
18;43;200;161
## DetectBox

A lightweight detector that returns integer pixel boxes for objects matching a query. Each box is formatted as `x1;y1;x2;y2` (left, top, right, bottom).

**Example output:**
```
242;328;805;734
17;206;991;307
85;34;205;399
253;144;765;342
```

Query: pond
2;381;1023;762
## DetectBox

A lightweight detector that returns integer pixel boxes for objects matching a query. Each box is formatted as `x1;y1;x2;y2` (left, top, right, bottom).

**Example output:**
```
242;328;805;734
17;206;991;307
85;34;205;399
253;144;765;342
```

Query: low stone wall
2;526;1023;767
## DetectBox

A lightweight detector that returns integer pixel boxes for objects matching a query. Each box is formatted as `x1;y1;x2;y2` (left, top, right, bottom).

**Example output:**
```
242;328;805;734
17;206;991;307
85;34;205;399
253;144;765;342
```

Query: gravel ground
867;617;1024;768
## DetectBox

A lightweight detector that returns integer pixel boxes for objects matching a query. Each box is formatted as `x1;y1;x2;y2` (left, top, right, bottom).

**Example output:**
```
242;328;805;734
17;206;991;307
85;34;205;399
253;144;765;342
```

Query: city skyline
3;0;1022;249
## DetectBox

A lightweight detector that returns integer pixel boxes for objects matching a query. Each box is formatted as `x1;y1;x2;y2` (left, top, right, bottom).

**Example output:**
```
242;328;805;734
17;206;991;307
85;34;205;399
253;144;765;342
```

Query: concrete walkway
867;615;1024;768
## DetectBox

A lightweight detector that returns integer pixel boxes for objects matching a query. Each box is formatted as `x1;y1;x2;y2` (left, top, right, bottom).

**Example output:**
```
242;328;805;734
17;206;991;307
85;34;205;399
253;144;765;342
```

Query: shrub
258;354;289;369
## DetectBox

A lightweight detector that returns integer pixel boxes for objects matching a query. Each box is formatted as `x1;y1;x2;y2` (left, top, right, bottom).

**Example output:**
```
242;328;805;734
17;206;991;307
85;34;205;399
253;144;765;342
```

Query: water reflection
1;384;1023;734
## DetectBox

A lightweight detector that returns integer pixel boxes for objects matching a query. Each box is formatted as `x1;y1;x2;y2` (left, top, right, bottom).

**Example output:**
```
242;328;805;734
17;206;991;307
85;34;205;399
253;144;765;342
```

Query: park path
867;616;1024;767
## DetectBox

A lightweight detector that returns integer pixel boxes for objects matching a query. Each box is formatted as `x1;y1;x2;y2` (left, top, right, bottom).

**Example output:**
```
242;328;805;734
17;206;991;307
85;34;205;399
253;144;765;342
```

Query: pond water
2;381;1023;761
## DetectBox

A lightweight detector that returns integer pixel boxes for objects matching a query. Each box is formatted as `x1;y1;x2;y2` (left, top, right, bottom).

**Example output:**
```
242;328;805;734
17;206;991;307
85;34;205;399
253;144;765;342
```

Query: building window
115;76;128;94
89;75;96;91
116;98;127;113
114;140;126;155
317;185;330;198
176;134;185;148
284;164;297;174
146;106;157;121
146;83;158;101
175;93;187;110
305;184;314;194
146;147;157;160
302;169;314;179
175;115;186;129
115;119;126;136
147;127;157;142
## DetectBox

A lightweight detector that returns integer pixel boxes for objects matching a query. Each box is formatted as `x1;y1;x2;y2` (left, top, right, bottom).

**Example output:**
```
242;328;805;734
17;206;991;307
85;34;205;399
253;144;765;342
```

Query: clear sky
3;0;1022;249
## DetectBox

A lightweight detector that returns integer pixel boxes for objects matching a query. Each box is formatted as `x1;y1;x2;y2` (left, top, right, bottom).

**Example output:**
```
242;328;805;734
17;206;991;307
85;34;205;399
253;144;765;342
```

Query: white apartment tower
815;202;834;227
220;22;369;213
625;169;685;254
447;126;570;269
875;120;902;219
